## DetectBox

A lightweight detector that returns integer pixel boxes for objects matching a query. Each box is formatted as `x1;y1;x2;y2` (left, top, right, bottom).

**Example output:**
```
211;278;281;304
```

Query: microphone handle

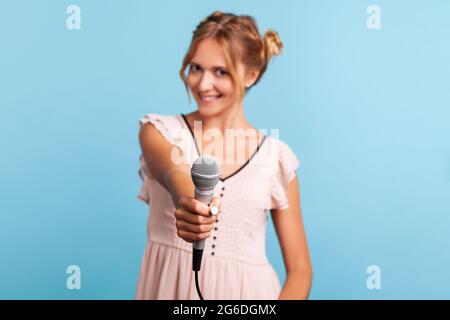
193;188;214;251
192;187;214;271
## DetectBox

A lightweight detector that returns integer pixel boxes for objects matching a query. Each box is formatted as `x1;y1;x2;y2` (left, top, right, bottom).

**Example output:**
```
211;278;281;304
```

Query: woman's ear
245;69;260;88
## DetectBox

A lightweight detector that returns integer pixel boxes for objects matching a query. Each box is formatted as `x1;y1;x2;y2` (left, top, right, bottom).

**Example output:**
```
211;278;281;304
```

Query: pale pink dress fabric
135;113;300;300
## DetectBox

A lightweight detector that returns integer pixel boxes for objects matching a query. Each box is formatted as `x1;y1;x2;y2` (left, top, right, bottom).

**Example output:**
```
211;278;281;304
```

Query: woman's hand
175;196;221;243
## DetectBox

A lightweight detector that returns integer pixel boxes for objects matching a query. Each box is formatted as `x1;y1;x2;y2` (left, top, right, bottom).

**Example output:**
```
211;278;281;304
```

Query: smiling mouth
198;93;223;103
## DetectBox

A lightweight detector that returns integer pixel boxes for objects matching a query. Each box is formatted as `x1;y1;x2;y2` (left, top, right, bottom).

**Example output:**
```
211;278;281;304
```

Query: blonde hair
179;11;283;100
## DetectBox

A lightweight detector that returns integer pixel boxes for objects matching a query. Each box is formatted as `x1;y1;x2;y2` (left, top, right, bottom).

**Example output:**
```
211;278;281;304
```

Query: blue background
1;0;449;299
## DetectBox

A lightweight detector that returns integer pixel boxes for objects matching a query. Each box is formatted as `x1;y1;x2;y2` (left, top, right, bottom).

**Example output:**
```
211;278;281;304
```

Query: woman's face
186;38;246;117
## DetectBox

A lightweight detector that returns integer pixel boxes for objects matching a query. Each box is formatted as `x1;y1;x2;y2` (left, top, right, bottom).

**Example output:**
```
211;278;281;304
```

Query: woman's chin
196;102;223;115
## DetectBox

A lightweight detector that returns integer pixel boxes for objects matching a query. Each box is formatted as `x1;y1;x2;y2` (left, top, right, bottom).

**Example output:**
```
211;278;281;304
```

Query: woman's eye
216;69;228;77
190;64;201;73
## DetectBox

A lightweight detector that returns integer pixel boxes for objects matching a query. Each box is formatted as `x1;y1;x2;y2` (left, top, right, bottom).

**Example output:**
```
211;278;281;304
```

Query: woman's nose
198;70;214;91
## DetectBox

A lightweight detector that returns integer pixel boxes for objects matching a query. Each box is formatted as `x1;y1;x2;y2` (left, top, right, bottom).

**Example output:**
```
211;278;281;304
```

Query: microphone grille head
191;155;221;189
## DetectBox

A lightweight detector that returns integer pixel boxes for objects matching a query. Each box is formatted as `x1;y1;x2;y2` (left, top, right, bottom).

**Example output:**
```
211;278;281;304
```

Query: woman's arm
271;175;313;299
140;122;221;244
139;122;195;207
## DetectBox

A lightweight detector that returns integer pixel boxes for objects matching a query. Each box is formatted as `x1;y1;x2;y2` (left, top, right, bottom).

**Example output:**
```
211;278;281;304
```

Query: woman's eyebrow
190;61;227;69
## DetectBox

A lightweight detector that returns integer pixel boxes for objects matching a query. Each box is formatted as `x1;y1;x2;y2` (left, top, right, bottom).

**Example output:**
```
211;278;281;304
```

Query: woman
136;11;312;300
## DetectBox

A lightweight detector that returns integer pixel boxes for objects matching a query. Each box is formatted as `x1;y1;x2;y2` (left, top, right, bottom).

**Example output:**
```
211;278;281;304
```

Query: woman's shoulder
263;134;296;154
262;134;300;170
139;113;183;128
138;112;187;147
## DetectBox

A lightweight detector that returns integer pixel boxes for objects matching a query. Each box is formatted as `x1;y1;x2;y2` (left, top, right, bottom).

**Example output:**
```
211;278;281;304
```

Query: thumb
208;196;222;216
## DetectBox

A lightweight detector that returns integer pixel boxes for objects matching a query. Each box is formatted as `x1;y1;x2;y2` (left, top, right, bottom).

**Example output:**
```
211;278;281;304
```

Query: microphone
190;155;221;272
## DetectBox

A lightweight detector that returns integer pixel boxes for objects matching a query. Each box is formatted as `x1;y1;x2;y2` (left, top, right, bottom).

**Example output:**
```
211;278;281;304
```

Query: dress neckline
180;113;267;182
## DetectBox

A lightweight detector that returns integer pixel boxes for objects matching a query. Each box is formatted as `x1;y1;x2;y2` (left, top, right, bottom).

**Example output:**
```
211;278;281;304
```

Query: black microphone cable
193;248;204;300
195;272;204;300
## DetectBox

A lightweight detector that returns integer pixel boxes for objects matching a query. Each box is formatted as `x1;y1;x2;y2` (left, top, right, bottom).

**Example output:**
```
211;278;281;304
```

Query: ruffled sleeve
137;113;185;205
270;140;301;210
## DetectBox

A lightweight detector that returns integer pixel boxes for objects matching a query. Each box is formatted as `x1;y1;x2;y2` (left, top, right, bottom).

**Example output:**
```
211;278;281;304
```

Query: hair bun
262;30;283;58
211;11;223;18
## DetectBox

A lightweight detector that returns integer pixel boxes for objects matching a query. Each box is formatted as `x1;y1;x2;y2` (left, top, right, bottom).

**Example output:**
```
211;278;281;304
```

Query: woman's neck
185;103;263;161
188;104;253;136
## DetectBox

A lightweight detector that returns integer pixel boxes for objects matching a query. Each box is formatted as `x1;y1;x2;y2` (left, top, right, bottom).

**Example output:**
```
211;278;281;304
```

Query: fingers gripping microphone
190;155;221;273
